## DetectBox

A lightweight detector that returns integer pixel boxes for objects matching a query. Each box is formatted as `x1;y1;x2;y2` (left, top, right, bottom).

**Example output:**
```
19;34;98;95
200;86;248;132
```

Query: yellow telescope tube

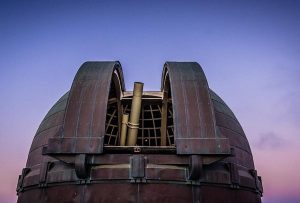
126;82;143;146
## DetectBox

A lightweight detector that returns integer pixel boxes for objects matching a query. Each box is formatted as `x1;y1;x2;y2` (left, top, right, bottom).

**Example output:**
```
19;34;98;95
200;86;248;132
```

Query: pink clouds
254;141;300;201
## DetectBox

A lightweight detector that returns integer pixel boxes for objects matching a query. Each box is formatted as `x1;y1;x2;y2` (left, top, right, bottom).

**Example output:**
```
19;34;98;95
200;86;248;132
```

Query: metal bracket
188;155;203;180
228;163;240;188
39;162;52;187
130;155;145;179
16;168;30;193
230;147;236;157
75;154;89;179
250;169;263;195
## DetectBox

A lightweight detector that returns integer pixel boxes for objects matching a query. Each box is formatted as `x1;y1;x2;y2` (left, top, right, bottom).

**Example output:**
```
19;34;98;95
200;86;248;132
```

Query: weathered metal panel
18;185;82;203
40;92;69;121
47;168;77;183
199;186;261;203
26;147;45;167
46;137;103;154
145;165;186;181
218;126;252;154
224;147;255;169
162;62;230;155
176;138;230;154
84;184;137;203
204;171;231;184
30;124;62;154
139;184;193;203
215;111;245;135
26;93;69;168
90;154;130;165
91;165;130;180
146;154;188;165
47;61;124;154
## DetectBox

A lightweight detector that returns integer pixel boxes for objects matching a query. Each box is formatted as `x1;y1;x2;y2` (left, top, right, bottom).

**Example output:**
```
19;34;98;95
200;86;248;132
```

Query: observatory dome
17;61;263;203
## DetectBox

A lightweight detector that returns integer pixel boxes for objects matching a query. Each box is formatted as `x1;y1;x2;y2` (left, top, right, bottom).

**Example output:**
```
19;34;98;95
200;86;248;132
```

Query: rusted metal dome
17;61;263;203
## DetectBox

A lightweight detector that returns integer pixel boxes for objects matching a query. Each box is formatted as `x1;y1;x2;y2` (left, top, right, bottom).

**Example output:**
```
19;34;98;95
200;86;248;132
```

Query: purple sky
1;1;300;202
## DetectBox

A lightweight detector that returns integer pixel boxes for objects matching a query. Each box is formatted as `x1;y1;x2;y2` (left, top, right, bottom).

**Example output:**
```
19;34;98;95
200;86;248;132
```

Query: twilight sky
0;0;299;202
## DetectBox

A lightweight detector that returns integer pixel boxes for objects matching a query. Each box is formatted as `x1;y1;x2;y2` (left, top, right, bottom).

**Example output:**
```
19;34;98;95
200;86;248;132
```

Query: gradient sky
0;0;299;202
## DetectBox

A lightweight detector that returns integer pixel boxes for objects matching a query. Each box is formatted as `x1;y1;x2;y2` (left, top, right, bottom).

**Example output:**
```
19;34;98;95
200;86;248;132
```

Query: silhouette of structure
17;62;263;202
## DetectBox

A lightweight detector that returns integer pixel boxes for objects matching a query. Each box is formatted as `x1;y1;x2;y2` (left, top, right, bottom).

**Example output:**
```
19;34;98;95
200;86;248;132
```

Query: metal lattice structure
104;98;175;147
17;61;263;203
